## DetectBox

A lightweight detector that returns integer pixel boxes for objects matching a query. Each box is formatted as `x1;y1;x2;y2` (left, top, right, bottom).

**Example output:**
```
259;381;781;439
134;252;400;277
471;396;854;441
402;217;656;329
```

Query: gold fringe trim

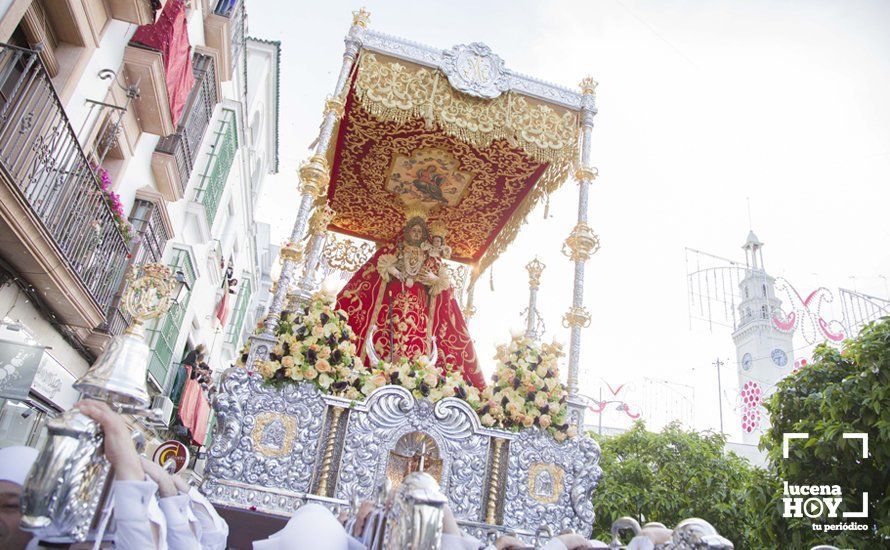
354;53;579;166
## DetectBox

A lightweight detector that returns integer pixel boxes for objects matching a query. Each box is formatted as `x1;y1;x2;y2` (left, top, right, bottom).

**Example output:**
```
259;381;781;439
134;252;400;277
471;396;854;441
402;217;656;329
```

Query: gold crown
352;7;371;28
579;76;598;96
403;202;431;222
429;220;448;238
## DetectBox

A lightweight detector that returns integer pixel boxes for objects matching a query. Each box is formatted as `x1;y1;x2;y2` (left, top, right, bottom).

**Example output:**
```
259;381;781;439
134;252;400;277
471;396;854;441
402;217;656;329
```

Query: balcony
0;44;130;352
108;0;166;25
203;0;244;83
124;0;193;138
152;53;218;201
194;108;237;230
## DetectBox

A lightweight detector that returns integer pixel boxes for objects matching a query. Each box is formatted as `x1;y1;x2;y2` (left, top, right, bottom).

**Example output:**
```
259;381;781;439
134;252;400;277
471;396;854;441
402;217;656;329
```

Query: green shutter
195;109;238;229
226;277;252;345
146;249;196;389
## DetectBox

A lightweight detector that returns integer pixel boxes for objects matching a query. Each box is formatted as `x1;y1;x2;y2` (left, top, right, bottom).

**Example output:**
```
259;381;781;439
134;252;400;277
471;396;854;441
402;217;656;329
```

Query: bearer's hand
75;400;143;482
493;535;527;549
140;458;178;498
351;501;375;537
171;473;192;494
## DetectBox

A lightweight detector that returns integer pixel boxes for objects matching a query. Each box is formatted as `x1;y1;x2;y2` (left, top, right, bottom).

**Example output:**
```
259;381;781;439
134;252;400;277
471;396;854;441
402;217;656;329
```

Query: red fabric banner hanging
191;395;211;446
131;0;195;126
215;291;230;326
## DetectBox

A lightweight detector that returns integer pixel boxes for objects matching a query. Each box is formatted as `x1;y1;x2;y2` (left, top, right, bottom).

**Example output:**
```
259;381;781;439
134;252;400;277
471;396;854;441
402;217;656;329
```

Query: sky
249;0;890;440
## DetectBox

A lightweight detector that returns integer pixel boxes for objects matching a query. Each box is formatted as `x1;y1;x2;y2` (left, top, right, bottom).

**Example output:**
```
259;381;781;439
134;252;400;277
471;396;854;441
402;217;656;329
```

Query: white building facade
0;0;278;452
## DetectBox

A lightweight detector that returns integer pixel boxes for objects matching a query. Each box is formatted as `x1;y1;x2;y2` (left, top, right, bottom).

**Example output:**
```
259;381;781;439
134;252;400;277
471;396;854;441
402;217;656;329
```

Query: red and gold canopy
326;52;580;273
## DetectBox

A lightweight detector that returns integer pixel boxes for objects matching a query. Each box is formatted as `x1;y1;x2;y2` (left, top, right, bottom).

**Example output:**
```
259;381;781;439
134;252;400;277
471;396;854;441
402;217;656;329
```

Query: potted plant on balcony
92;165;134;244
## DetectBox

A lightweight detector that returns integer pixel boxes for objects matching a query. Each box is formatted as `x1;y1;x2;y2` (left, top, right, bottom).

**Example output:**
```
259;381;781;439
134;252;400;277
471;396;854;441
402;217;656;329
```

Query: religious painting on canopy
386;148;472;209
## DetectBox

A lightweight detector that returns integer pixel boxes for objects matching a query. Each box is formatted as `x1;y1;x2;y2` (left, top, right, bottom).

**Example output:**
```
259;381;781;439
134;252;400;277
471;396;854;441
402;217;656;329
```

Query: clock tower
731;231;794;444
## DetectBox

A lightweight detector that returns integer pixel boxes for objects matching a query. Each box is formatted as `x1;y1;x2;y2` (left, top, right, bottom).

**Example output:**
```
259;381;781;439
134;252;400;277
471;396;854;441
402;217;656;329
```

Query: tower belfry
742;230;764;270
731;231;794;444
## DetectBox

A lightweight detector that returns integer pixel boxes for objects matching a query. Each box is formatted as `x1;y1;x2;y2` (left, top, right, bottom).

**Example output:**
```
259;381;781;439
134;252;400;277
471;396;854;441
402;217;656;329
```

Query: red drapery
179;370;199;428
336;244;486;389
178;370;211;446
191;396;210;446
131;0;194;126
215;291;230;326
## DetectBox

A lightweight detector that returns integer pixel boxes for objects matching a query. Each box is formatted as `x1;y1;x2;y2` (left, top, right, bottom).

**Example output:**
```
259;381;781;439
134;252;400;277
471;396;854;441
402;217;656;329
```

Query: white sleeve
441;533;486;550
187;487;229;550
113;479;165;550
540;539;569;550
159;494;200;550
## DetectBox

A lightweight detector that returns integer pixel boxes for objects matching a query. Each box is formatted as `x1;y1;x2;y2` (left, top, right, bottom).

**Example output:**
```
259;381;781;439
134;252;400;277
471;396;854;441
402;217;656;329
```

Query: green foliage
591;422;773;547
761;318;890;548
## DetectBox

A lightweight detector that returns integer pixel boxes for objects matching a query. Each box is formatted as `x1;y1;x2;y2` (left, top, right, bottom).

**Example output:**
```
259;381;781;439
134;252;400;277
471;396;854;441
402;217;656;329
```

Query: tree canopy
590;422;771;547
761;317;890;548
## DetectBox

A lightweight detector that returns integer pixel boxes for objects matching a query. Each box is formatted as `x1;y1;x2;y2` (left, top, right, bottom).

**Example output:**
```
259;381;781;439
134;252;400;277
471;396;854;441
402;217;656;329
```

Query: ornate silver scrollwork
334;386;490;521
205;369;326;494
502;428;602;537
440;43;510;99
204;376;601;537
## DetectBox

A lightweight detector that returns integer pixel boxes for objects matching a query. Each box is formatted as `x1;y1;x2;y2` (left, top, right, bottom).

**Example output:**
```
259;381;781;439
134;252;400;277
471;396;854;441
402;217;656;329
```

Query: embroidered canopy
325;47;584;274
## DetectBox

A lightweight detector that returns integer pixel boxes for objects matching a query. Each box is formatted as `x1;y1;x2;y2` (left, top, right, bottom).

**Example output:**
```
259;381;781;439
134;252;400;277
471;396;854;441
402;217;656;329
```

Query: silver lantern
19;409;109;541
20;263;176;542
383;471;447;550
74;263;176;407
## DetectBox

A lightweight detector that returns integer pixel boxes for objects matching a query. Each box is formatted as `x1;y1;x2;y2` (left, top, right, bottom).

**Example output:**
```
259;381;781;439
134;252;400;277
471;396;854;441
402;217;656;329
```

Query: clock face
741;353;753;371
771;348;788;367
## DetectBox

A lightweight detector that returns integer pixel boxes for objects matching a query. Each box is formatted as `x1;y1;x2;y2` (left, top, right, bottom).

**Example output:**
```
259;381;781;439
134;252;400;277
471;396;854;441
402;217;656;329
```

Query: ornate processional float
202;7;608;546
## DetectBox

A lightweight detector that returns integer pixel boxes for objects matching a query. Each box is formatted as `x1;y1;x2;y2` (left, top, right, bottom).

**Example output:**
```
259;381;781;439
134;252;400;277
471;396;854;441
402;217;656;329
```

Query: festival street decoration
208;8;604;544
771;278;846;344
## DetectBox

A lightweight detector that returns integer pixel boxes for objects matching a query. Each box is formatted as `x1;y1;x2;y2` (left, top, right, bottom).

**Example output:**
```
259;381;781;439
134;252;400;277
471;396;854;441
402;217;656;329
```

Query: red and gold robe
336;242;485;389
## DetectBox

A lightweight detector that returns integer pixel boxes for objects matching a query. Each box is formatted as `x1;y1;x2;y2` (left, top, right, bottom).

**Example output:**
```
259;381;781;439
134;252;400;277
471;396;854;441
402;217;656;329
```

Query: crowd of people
0;400;602;549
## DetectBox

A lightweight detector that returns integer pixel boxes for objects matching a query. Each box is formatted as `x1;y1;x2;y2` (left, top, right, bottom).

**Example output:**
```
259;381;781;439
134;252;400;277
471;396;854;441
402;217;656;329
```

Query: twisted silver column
563;79;599;400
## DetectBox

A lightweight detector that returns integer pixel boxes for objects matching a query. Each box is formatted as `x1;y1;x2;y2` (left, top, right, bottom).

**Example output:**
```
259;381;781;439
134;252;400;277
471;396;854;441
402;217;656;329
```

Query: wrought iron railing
0;43;129;313
155;52;217;193
195;108;237;229
106;305;130;337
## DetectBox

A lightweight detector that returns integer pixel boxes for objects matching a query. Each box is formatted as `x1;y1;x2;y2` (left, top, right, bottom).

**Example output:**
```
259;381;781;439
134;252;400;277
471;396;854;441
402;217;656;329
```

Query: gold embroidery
329;105;567;275
323;234;376;273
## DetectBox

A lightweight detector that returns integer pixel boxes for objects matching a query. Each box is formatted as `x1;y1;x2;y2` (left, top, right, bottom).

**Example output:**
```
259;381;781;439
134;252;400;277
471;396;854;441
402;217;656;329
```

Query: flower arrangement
243;295;575;442
248;292;365;398
477;335;576;441
364;356;481;404
93;165;133;243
